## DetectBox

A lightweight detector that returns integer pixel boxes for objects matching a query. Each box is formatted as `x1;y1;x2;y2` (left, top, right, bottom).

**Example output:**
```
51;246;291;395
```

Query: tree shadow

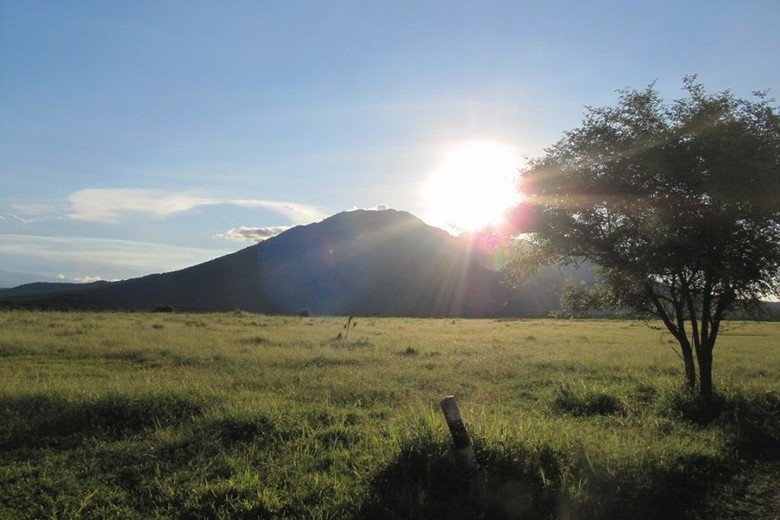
355;439;560;520
354;431;731;520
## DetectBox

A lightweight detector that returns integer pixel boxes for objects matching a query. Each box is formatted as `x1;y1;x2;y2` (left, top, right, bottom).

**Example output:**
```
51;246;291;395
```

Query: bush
552;382;625;417
659;385;726;425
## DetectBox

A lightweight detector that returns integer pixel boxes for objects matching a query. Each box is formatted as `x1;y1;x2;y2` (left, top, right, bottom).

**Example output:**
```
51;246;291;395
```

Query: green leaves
507;78;780;399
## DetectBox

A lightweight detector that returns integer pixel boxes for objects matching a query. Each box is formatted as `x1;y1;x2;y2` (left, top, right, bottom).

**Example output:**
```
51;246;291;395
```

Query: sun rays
422;141;521;233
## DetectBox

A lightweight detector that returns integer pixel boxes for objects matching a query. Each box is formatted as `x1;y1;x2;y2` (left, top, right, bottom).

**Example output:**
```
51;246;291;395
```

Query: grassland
0;310;778;519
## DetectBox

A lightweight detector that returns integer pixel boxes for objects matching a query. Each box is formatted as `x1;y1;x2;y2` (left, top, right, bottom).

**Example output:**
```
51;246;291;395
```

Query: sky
1;1;779;283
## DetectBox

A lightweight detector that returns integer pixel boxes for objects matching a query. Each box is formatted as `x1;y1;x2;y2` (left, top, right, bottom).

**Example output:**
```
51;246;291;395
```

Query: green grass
0;311;777;519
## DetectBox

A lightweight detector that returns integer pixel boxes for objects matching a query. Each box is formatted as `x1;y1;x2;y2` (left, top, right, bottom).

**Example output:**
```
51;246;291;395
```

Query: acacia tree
507;77;780;402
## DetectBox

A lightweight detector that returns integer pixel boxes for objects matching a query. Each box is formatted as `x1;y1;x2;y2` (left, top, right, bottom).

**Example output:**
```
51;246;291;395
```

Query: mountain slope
0;210;565;316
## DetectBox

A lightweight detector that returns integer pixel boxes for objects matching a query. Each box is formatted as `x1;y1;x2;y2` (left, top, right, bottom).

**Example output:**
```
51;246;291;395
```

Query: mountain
0;210;579;316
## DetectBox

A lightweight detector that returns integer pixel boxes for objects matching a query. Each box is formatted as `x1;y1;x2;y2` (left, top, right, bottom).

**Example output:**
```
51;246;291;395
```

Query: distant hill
0;210;588;316
765;302;780;319
0;269;63;289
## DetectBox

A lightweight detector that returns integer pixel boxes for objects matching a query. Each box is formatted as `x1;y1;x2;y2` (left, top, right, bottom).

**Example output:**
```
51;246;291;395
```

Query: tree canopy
507;77;780;401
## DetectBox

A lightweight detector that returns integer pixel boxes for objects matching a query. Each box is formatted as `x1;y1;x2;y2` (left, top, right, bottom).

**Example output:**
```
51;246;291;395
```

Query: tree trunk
648;290;697;393
697;345;714;404
680;339;697;392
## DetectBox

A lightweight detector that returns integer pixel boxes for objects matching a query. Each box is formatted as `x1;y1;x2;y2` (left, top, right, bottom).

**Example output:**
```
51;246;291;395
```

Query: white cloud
67;188;215;222
231;199;325;224
0;234;233;279
12;203;57;216
0;213;34;224
74;275;105;283
1;205;58;224
66;188;326;224
215;225;292;243
346;204;391;212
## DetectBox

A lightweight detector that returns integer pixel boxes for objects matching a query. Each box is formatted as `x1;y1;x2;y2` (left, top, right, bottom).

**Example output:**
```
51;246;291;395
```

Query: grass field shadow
355;413;749;520
0;392;208;451
356;433;561;519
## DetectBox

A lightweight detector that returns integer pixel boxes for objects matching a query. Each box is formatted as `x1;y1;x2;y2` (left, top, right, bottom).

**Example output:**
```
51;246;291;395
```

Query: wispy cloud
0;213;35;224
66;188;326;224
0;205;59;225
215;226;292;243
0;234;233;279
231;199;326;224
67;189;216;222
12;203;58;216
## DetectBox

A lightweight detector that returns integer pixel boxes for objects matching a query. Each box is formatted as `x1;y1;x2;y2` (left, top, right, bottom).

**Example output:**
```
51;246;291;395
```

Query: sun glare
423;141;520;233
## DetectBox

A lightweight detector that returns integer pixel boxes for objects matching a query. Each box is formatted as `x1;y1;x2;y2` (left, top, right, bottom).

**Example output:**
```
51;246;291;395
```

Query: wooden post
439;395;478;470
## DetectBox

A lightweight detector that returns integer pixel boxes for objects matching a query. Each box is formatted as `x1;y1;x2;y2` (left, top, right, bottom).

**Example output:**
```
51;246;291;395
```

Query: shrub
659;384;726;425
552;382;625;417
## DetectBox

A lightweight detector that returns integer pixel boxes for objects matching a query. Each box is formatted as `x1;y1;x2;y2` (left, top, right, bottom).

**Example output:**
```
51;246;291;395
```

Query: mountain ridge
0;210;570;316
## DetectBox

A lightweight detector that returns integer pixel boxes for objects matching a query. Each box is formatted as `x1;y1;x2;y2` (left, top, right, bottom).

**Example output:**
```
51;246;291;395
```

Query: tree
506;77;780;402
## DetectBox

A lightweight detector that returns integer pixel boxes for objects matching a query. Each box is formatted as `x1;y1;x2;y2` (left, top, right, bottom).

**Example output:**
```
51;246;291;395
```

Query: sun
423;141;521;233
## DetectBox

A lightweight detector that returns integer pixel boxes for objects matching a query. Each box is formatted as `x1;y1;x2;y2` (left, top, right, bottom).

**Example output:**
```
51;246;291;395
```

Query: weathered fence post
439;395;478;470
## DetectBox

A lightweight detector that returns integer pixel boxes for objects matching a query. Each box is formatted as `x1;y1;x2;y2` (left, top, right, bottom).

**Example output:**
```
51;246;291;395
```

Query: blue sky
1;1;778;283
